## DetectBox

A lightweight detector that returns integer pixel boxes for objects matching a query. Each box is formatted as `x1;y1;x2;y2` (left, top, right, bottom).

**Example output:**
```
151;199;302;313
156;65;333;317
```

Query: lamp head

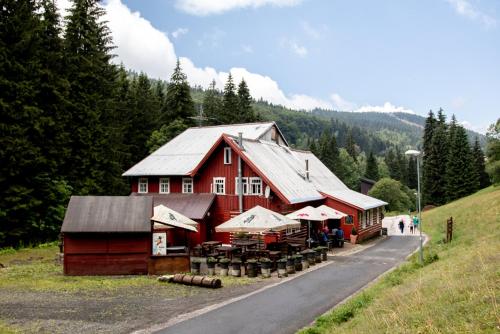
405;149;421;157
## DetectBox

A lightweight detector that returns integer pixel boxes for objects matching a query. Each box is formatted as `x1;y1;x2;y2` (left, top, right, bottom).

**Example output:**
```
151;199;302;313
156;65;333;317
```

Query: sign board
152;232;167;256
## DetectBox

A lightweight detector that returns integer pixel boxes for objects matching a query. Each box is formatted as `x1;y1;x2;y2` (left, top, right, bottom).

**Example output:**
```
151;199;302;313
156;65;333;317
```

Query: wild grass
0;244;258;294
300;185;500;334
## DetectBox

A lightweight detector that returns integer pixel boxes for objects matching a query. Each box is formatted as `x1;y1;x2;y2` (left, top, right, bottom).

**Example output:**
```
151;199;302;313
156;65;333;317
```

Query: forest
0;0;497;247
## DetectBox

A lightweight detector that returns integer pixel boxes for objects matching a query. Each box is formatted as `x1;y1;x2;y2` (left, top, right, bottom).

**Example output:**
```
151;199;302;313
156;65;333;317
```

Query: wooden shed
61;196;153;275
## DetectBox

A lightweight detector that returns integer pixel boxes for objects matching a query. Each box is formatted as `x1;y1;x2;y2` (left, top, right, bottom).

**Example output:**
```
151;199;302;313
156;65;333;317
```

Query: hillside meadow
301;186;499;334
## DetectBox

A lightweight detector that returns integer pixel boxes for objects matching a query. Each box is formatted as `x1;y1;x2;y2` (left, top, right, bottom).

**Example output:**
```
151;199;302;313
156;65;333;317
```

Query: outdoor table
202;241;222;256
216;245;241;260
232;240;258;253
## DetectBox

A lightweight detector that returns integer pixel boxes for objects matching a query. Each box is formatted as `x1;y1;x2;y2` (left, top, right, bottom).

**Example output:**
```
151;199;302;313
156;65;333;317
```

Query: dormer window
224;147;232;164
138;178;148;193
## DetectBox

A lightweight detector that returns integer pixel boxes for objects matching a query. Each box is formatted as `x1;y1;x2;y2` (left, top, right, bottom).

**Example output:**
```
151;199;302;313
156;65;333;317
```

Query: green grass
0;244;258;294
301;185;500;334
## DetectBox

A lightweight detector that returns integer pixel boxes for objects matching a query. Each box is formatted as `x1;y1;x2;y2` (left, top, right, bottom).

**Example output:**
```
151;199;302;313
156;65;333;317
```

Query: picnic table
202;241;222;256
232;239;258;253
216;245;241;260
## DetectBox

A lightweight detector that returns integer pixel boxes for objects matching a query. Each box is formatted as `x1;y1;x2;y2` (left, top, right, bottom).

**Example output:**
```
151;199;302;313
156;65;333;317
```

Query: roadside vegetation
300;185;500;334
0;243;257;294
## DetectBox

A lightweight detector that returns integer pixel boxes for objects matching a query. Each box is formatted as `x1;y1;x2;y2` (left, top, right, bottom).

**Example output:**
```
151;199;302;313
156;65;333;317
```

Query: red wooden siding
64;233;150;275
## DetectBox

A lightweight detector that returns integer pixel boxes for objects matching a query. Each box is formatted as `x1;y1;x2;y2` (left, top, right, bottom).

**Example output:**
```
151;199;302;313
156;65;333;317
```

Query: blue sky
60;0;499;133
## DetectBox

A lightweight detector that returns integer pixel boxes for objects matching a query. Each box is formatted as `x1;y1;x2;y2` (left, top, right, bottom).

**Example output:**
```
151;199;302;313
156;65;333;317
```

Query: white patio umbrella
151;205;198;232
286;206;324;248
215;205;300;233
316;205;348;220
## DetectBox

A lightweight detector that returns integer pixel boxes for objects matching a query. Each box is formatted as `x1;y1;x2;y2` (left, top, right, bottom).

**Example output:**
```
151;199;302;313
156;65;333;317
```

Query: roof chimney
305;159;310;181
238;132;244;151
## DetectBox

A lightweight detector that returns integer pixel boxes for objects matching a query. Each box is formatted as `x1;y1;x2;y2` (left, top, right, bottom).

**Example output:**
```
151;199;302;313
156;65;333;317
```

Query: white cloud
56;0;72;17
460;120;487;134
175;0;302;16
445;0;497;28
172;27;189;39
105;0;177;79
330;93;356;111
353;102;415;114
283;40;308;57
301;20;321;39
197;27;226;48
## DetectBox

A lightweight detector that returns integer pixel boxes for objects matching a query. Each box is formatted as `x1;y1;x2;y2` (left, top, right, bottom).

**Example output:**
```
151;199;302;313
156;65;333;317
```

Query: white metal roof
123;122;277;176
322;189;388;210
291;150;349;192
239;139;324;204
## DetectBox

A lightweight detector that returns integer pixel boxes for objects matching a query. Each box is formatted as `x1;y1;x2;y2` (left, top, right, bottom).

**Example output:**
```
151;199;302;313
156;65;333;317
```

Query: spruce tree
221;73;239;124
365;152;380;181
345;130;357;159
163;59;195;124
237;79;255;123
472;137;490;189
203;79;223;125
445;119;477;201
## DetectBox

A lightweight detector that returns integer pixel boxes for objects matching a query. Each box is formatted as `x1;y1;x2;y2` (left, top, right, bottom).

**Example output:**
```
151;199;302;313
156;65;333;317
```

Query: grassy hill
301;185;500;333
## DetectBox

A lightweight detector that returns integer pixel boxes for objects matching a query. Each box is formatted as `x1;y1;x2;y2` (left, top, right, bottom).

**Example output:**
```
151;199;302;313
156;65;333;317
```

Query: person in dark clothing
399;219;405;234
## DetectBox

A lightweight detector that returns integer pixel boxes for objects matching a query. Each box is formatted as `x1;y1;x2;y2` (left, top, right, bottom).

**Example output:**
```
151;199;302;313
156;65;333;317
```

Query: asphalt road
155;236;420;334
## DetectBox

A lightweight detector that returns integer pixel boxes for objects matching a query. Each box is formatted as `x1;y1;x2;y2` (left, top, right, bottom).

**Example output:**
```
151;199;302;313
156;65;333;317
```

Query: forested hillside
0;0;491;248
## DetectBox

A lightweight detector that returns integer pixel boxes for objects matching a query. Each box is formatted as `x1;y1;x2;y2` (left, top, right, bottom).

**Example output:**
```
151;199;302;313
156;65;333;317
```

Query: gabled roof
61;196;153;233
291;149;349;193
229;137;323;204
123;122;281;176
321;189;388;211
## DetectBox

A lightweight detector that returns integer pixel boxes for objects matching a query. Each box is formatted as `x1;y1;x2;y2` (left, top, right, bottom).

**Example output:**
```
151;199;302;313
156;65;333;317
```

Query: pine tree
203;79;222;125
365;152;380;181
237;79;255;123
163;59;195;124
445;119;477;201
345;129;357;159
221;73;239;124
472;137;490;189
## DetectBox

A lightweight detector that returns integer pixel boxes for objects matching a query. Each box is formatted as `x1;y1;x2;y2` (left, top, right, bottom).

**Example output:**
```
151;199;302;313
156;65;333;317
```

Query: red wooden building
123;122;387;244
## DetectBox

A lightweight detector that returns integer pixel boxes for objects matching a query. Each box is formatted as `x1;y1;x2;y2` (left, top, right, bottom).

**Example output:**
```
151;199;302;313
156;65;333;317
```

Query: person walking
399;219;405;234
409;220;414;234
413;215;419;232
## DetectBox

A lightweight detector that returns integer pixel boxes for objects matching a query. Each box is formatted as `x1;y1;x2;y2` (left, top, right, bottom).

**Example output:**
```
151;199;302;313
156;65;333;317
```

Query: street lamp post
405;149;423;265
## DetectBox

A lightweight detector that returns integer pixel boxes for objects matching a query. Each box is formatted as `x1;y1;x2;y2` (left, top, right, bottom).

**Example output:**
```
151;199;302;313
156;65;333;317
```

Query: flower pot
315;251;321;263
219;261;229;276
260;261;272;277
301;259;309;270
350;234;358;244
247;262;258;278
321;249;327;261
231;262;241;277
277;260;287;277
207;262;216;276
294;257;302;271
286;258;295;275
190;262;201;275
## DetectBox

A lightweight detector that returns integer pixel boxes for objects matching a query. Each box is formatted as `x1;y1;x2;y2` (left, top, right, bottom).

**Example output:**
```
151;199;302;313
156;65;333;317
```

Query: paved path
154;236;420;334
382;215;420;236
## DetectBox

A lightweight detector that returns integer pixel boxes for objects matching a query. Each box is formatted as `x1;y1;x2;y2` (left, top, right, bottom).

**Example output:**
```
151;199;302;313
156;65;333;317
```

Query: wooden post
445;217;453;243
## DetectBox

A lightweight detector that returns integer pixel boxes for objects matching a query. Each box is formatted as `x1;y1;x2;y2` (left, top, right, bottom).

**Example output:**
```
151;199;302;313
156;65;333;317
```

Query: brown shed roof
61;196;153;233
132;193;215;220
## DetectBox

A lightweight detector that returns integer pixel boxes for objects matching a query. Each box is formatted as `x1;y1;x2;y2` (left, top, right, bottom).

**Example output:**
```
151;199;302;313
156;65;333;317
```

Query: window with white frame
159;178;170;194
213;177;225;195
182;177;193;193
224;147;232;164
249;177;262;195
367;210;371;226
138;178;148;193
361;211;366;229
235;177;249;195
286;225;301;235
